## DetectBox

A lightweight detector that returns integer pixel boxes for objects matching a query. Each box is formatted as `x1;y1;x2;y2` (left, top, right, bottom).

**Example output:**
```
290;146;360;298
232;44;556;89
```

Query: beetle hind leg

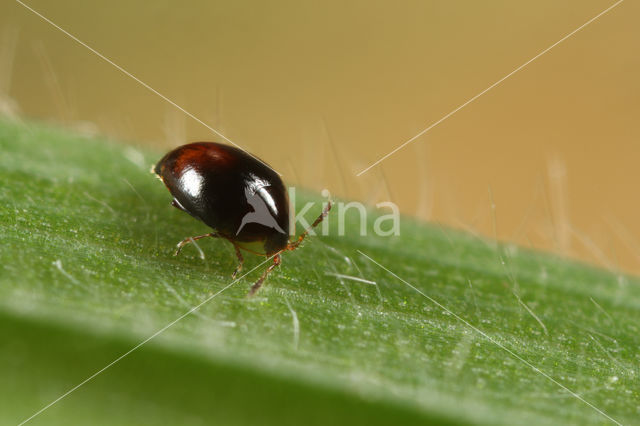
288;201;332;250
248;254;281;296
174;232;220;256
231;244;244;279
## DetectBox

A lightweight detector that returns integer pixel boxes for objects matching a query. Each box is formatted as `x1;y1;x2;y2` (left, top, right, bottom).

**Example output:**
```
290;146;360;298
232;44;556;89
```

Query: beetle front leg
174;232;220;256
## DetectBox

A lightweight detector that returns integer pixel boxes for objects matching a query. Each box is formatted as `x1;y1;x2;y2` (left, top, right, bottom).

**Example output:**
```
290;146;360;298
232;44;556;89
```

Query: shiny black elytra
153;142;331;295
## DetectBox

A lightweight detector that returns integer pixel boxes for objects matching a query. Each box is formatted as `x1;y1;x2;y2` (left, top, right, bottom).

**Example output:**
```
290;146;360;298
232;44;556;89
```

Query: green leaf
1;119;638;425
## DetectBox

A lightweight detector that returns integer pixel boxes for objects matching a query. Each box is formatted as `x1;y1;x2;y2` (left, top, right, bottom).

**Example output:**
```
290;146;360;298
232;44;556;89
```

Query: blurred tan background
1;1;639;274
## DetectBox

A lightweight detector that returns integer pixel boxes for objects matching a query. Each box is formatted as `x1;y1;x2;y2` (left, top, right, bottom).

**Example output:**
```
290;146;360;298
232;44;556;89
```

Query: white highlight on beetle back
236;177;286;235
180;167;204;198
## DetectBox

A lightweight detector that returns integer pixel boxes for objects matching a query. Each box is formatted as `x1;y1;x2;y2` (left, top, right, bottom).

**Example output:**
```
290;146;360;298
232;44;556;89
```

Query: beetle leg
288;200;332;250
248;254;281;296
231;244;244;279
174;232;220;256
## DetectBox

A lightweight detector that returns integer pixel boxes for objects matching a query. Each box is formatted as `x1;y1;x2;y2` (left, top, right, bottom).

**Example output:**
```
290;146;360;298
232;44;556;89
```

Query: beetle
153;142;331;295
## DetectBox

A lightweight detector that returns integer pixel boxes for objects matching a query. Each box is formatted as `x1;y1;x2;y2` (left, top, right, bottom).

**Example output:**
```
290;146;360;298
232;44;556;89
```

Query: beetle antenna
288;200;332;250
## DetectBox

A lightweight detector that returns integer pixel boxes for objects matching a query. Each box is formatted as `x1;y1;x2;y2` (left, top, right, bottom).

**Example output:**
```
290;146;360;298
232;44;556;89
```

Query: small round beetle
154;142;331;295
